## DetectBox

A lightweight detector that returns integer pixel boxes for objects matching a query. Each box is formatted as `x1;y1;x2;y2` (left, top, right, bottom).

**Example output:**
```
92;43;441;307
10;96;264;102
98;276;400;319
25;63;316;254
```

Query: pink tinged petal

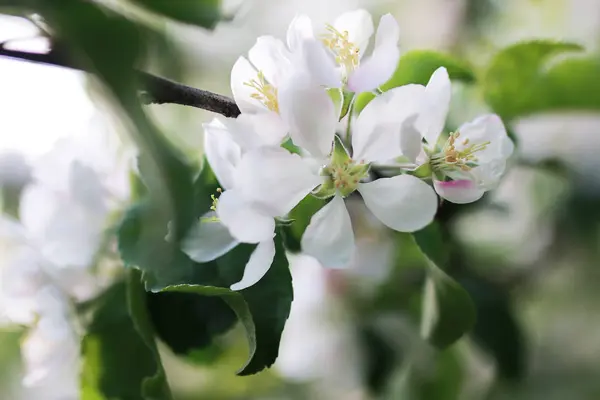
278;73;338;157
203;118;241;190
230;56;265;114
300;40;341;88
333;9;374;58
352;84;425;162
230;239;275;291
234;147;321;216
301;195;355;269
181;212;239;263
415;67;451;147
248;36;291;87
287;14;314;53
216;189;275;243
433;179;485;204
358;175;437;232
347;14;400;93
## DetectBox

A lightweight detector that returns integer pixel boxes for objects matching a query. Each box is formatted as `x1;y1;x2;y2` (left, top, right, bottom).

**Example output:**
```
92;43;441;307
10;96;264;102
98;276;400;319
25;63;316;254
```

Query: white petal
415;67;451;147
347;44;399;93
471;159;508;190
333;9;374;58
203;118;241;190
181;212;239;263
231;112;288;148
278;72;337;157
301;196;354;268
43;202;104;268
19;184;59;241
300;40;341;88
68;162;107;212
235;147;321;216
230;239;276;291
434;179;485;204
216;189;274;243
352;84;425;162
230;56;265;114
287;14;314;53
248;36;291;87
456;114;514;162
400;115;424;164
347;14;400;93
358;175;437;232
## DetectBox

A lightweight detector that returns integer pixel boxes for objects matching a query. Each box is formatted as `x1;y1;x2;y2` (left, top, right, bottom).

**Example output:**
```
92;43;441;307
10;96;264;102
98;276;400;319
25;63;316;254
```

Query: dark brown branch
0;47;241;118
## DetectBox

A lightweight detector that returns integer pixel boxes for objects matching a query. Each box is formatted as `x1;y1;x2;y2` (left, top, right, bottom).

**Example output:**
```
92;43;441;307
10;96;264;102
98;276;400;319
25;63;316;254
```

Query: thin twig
0;46;241;118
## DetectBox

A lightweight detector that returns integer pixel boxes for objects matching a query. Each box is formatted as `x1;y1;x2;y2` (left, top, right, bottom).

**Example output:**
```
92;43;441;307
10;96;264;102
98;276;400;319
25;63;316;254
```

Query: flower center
321;25;360;75
431;131;490;172
244;71;279;113
314;159;369;198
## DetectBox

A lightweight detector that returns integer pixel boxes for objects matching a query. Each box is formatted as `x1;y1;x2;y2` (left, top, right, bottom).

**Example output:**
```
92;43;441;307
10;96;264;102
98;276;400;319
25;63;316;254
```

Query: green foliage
81;272;172;400
354;50;475;113
118;161;293;375
412;227;476;349
130;0;222;28
462;276;526;381
394;349;464;400
146;291;237;357
157;230;292;376
483;40;600;120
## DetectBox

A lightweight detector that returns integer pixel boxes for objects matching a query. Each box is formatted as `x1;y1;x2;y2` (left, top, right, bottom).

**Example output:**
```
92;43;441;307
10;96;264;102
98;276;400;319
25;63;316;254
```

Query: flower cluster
0;123;131;398
183;9;514;291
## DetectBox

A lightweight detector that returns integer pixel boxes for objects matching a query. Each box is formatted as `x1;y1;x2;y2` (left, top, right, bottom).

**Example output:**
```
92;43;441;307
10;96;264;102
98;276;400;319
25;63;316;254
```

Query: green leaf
81;272;172;400
381;50;475;90
159;230;292;376
413;223;449;268
461;276;526;381
354;50;475;114
410;232;476;348
131;0;222;29
393;349;464;400
482;40;600;120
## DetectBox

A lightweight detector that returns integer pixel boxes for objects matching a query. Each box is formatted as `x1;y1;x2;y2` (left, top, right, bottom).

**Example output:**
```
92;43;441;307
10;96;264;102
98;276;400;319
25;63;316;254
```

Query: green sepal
275;217;296;227
311;177;336;200
339;89;355;121
331;135;352;166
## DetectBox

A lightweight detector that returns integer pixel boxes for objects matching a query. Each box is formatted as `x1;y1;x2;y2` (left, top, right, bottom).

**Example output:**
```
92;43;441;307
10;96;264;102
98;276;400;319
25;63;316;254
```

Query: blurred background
1;0;600;398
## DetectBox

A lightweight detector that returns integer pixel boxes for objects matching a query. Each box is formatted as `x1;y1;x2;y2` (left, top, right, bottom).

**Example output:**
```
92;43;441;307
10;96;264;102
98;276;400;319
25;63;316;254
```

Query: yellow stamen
243;71;279;113
321;24;360;73
431;131;490;171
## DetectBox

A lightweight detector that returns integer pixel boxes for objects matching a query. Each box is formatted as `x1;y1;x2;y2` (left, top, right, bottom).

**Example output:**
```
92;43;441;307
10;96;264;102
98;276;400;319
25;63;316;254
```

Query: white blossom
293;9;400;93
0;119;131;397
182;117;320;290
400;67;515;204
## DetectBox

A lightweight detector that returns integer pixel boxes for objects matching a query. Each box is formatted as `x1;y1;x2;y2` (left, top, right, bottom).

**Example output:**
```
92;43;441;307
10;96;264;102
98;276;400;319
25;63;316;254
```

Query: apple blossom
0;120;131;397
229;16;315;139
401;67;515;204
294;9;400;93
182;117;320;290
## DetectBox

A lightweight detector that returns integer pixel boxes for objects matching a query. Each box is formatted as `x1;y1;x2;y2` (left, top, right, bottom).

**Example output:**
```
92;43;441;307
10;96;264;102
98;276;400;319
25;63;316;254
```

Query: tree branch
0;46;241;118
